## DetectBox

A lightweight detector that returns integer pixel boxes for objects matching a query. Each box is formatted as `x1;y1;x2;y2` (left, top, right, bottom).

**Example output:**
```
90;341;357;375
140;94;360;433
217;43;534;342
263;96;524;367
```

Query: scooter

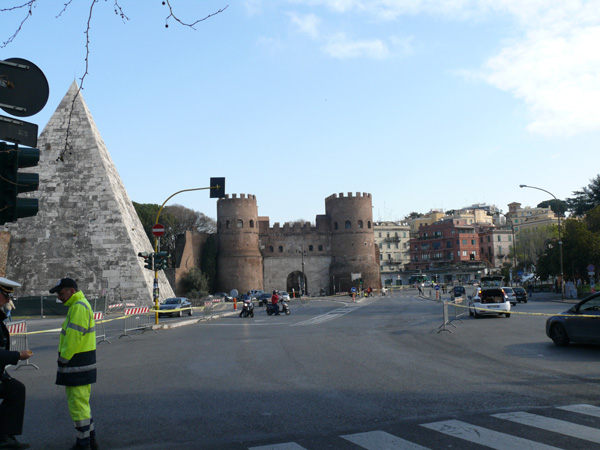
266;299;290;315
239;299;254;318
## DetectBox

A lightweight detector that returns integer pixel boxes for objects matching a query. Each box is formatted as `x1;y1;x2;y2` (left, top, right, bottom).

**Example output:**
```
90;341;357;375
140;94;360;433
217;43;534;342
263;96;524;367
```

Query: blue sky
2;1;599;224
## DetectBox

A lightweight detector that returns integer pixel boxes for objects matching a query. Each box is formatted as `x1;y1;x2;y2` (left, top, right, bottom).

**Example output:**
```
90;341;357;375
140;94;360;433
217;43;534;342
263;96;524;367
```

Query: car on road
468;288;511;318
513;287;528;303
451;286;466;298
501;286;518;306
546;292;600;346
257;293;272;304
213;292;233;302
159;297;192;317
248;290;265;299
278;291;291;301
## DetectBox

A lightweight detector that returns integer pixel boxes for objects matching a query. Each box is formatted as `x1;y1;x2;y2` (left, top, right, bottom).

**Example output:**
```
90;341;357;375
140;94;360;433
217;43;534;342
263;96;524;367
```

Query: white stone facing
4;82;174;304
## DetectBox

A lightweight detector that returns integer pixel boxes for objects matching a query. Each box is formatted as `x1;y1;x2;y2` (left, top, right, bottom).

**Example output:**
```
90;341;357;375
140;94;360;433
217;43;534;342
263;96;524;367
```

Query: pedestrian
0;277;33;450
3;298;15;323
271;290;280;315
49;278;99;450
417;284;423;296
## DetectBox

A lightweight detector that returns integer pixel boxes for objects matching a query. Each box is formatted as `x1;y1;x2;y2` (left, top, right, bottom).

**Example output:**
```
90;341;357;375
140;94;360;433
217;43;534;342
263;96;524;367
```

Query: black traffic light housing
0;142;39;225
210;177;225;198
470;254;475;261
153;251;169;270
138;252;154;270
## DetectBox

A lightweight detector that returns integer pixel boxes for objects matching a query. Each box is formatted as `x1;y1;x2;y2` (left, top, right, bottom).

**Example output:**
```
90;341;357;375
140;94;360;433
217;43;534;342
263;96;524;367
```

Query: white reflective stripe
74;418;91;427
557;404;600;418
58;356;69;364
67;322;87;333
342;430;431;449
493;411;600;444
421;420;563;450
76;428;91;439
57;363;96;373
248;443;308;450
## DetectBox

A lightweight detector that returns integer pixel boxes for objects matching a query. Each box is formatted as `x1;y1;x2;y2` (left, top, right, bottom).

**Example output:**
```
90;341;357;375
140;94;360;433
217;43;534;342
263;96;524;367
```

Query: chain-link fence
10;295;107;317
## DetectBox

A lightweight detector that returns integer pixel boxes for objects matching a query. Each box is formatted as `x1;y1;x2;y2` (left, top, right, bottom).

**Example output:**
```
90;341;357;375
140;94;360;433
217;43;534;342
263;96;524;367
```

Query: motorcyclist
271;290;279;315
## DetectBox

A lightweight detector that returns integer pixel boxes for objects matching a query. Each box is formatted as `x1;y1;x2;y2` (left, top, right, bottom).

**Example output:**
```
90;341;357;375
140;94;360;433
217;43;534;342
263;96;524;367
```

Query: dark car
513;287;528;303
213;292;233;302
257;293;272;304
452;286;466;298
546;292;600;346
159;297;192;317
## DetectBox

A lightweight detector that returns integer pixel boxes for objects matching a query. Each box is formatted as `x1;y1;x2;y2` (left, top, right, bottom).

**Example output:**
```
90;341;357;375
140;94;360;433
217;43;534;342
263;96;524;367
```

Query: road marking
557;404;600;418
493;411;600;443
421;419;563;450
249;443;307;450
292;299;377;326
342;430;430;449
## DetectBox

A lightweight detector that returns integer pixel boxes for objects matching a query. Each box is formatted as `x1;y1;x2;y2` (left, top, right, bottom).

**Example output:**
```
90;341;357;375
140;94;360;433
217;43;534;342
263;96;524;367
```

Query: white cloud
289;12;322;38
320;32;391;59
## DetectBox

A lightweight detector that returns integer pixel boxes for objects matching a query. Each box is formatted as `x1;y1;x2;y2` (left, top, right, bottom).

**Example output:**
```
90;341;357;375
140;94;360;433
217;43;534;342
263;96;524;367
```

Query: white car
278;291;291;301
501;286;518;306
469;288;511;318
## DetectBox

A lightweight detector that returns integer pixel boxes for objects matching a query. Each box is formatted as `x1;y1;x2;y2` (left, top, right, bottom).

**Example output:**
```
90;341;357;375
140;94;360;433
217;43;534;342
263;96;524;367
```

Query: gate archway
286;271;307;296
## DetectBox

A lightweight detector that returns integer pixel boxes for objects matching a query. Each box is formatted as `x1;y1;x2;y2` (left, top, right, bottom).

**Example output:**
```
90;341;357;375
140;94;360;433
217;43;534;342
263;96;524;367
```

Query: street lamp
519;184;564;300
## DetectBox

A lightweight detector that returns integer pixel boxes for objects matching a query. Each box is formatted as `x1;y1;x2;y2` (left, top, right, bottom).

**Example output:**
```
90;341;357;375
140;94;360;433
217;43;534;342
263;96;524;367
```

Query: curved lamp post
519;184;564;300
496;212;517;285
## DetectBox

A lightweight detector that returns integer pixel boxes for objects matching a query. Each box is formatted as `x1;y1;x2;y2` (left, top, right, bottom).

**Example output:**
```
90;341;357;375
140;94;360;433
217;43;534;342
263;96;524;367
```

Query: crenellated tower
326;192;380;292
216;194;263;294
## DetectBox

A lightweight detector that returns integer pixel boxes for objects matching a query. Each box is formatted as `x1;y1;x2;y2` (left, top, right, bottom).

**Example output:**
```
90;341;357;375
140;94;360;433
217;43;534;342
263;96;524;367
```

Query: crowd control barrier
7;321;39;370
450;297;467;323
203;300;214;320
437;301;457;334
94;311;110;344
119;307;155;339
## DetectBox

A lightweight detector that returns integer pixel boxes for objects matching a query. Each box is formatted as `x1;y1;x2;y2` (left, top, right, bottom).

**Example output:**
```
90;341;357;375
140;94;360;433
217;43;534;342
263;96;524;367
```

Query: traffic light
470;254;475;261
0;142;40;225
138;252;154;270
153;251;169;270
210;177;225;198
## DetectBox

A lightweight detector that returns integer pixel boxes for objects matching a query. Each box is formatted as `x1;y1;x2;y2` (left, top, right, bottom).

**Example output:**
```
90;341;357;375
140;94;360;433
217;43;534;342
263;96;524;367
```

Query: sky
2;0;599;225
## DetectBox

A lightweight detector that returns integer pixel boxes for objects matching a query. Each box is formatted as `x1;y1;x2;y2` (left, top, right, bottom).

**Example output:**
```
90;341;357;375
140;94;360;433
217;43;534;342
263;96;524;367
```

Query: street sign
0;114;38;147
435;285;440;290
587;264;595;272
351;287;357;293
0;58;49;117
152;223;165;237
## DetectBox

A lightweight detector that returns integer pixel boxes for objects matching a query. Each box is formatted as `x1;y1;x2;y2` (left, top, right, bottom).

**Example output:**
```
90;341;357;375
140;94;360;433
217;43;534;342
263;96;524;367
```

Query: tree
537;199;568;216
1;1;228;160
514;225;556;271
201;235;218;293
405;212;423;220
567;175;600;217
179;266;209;299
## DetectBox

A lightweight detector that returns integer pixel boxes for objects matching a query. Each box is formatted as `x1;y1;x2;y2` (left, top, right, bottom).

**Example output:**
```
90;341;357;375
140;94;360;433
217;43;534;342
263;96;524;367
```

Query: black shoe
90;438;99;450
0;435;30;449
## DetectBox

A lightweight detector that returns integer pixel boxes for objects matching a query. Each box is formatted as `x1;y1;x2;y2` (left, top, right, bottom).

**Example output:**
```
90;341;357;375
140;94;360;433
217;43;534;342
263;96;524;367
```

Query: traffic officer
49;278;99;450
0;277;33;450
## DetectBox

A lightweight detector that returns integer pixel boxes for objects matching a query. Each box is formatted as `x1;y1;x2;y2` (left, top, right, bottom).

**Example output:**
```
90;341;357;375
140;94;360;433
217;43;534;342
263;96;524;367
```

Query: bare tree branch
0;0;36;48
163;1;228;29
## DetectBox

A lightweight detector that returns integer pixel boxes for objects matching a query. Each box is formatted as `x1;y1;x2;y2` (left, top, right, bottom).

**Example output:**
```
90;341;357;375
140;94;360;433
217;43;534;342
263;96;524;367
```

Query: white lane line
342;430;431;450
493;411;600;444
292;300;376;326
248;443;308;450
422;419;563;450
557;404;600;418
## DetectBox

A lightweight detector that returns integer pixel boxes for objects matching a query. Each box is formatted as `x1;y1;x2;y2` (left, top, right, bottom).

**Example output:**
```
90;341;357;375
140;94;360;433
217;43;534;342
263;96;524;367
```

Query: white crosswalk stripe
493;411;600;444
247;404;600;449
341;430;430;449
421;419;563;450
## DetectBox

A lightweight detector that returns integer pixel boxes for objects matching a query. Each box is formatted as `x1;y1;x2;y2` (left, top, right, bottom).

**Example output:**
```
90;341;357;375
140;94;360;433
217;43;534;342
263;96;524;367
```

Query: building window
498;235;502;242
462;239;467;245
462;251;467;256
334;222;338;230
380;254;383;260
378;232;382;237
358;220;363;229
269;246;273;252
368;221;371;229
278;246;283;252
387;243;391;249
237;219;243;228
345;220;351;229
249;220;254;228
226;220;231;229
318;245;323;251
309;245;314;251
395;243;399;249
471;239;475;245
379;243;382;249
403;232;406;238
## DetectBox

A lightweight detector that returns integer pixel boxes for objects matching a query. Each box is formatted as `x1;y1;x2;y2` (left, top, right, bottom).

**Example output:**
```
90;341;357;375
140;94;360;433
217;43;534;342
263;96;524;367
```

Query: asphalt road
10;289;600;449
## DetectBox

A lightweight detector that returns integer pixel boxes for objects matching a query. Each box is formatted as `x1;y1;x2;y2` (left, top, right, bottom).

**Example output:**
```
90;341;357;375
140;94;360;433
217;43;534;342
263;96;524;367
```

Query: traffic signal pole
152;183;223;324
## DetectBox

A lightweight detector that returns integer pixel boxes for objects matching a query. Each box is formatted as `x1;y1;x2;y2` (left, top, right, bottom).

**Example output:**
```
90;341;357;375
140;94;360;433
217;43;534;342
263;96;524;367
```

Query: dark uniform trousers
0;375;26;436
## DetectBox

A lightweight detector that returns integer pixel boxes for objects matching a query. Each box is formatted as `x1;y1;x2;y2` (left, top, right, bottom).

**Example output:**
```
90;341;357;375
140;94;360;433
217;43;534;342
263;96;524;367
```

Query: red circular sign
152;224;165;237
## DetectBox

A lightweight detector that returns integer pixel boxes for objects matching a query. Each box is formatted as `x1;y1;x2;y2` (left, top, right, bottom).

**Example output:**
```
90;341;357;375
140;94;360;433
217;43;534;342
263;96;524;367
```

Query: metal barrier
450;297;467;323
7;321;39;370
94;311;110;344
437;301;457;334
119;307;155;339
203;300;213;320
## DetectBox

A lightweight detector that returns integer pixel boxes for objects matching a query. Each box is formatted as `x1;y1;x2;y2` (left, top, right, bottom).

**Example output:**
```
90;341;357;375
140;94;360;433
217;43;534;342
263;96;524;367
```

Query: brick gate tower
326;192;380;292
216;194;262;294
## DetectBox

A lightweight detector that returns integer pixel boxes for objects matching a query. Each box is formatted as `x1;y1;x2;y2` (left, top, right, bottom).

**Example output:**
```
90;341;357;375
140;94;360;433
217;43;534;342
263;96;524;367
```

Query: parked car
213;292;233;302
513;287;528;303
546;292;600;346
451;286;466;298
468;288;511;318
257;293;272;304
248;290;265;299
501;286;518;306
159;297;192;317
278;291;291;301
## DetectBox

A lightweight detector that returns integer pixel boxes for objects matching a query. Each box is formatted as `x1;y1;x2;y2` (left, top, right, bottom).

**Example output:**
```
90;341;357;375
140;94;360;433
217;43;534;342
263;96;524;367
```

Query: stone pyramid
4;81;174;304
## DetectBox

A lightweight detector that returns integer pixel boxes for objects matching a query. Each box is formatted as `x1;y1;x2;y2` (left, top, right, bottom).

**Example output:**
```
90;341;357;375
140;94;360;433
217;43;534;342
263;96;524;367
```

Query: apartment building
374;221;411;286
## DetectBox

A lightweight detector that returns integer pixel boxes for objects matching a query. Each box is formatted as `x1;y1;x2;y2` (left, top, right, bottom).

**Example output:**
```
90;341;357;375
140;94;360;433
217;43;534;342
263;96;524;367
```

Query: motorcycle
239;299;254;318
266;299;290;316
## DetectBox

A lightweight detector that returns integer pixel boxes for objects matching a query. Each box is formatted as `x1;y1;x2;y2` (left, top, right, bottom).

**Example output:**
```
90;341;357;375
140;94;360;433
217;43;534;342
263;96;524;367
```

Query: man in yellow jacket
50;278;98;450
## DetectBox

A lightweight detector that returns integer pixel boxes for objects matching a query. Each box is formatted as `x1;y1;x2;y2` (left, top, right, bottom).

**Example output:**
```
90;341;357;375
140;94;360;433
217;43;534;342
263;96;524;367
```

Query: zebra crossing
248;404;600;450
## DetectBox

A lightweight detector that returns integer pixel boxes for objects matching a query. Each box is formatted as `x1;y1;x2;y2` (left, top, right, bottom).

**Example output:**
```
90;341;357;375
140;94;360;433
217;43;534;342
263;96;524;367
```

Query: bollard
233;297;237;310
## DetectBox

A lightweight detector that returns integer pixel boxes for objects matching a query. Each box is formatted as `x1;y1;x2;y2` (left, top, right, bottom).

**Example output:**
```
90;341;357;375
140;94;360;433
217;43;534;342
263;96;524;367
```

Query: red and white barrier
93;311;110;344
108;303;122;309
93;312;104;320
7;321;26;334
124;307;150;315
6;321;39;370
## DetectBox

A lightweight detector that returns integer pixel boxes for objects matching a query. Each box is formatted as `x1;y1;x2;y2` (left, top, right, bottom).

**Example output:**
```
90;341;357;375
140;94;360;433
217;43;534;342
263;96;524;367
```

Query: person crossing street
49;278;99;450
